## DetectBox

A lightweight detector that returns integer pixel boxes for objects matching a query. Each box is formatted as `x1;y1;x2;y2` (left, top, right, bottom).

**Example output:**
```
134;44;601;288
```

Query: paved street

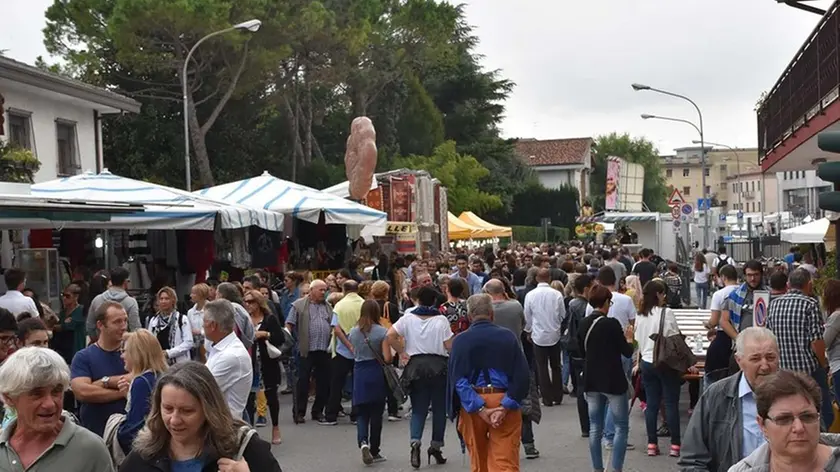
263;390;692;472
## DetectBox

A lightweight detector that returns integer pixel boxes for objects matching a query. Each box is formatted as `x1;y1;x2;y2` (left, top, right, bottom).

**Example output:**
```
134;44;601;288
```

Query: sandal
647;444;660;456
669;445;681;457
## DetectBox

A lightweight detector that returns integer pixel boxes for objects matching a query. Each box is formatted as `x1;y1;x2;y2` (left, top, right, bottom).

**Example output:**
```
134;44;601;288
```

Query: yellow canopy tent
458;211;512;238
448;212;488;240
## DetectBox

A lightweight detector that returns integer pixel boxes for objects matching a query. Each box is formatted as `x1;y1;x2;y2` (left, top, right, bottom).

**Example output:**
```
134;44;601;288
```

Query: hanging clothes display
249;227;282;269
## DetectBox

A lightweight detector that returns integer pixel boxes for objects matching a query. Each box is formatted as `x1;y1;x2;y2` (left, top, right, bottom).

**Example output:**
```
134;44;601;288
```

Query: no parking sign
753;291;770;327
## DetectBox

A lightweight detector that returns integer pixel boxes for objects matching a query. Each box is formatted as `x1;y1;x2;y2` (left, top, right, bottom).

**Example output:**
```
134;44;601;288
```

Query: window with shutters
8;112;32;150
56;120;79;176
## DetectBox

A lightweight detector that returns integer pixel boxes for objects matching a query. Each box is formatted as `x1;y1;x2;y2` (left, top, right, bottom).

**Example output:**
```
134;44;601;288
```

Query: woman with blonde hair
120;362;281;471
117;328;168;455
188;283;211;362
147;286;193;365
371;280;403;421
624;275;643;311
243;290;284;445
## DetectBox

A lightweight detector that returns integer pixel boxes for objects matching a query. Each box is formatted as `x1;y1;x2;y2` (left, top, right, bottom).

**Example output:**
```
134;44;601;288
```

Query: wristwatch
101;376;111;388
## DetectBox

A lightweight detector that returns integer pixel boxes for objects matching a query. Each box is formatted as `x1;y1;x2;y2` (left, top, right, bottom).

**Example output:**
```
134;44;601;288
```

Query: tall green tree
394;141;501;214
590;133;670;213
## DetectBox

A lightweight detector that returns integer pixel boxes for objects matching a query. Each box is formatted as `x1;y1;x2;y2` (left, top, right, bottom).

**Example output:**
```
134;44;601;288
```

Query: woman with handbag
119;362;282;472
371;281;404;421
244;290;284;445
348;300;393;465
633;280;683;458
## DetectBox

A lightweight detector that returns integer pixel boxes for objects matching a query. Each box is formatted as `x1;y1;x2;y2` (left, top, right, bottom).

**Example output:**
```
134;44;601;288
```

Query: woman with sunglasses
243;290;284;444
54;284;86;365
729;370;840;471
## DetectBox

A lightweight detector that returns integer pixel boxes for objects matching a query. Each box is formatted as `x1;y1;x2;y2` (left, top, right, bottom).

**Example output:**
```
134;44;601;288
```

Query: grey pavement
262;391;692;472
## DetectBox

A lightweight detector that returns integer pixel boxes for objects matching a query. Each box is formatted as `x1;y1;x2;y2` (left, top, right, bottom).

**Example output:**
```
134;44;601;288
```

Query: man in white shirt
523;268;566;406
203;299;253;420
0;268;38;318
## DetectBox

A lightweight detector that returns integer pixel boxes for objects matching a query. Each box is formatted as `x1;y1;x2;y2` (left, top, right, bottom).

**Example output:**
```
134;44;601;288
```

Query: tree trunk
303;76;313;165
187;95;215;188
282;95;304;181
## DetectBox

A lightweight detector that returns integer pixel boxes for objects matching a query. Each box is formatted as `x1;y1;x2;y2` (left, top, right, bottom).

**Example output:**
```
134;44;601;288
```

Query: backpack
715;255;733;275
153;312;185;351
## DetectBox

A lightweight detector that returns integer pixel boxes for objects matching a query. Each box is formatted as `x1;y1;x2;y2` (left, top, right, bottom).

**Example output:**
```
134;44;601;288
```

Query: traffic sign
668;188;686;206
680;214;691;222
670;205;681;219
672;220;681;233
719;214;727;222
697;198;711;211
737;210;744;221
681;203;694;215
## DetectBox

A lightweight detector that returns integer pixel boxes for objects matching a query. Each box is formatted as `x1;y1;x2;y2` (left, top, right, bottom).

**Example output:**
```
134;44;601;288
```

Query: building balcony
743;191;756;200
758;4;840;173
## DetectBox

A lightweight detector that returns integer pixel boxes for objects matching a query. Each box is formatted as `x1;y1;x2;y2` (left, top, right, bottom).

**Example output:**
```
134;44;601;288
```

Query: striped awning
577;213;660;223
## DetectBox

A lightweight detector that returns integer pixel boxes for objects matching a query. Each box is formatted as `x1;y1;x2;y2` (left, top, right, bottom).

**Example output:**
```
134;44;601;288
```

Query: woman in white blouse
633;280;683;458
386;286;453;469
146;286;193;365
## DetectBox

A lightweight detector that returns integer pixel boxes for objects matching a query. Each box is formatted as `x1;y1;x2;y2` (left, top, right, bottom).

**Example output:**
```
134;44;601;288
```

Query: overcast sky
1;0;831;154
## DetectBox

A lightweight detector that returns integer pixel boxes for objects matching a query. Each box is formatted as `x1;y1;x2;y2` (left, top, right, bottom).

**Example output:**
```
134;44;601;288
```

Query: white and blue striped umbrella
31;170;284;231
196;171;387;228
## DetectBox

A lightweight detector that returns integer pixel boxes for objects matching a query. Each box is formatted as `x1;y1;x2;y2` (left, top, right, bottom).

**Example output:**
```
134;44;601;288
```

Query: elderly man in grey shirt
485;279;541;459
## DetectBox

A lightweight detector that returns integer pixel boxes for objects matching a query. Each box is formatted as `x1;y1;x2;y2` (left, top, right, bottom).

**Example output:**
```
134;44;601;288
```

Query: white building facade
776;169;831;219
514;137;592;203
0;56;140;182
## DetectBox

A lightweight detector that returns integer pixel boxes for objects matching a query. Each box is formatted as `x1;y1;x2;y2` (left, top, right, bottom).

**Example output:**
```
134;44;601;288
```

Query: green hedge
512;226;571;243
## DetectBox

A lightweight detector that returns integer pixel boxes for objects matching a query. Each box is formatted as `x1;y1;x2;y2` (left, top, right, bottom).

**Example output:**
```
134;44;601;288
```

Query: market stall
322;169;445;255
448;212;487;240
31;170;284;231
457;211;512;238
781;218;832;244
197;171;386;229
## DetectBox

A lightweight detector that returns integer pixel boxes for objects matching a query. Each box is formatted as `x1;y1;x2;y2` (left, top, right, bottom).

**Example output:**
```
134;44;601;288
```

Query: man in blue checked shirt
447;294;530;472
720;260;766;361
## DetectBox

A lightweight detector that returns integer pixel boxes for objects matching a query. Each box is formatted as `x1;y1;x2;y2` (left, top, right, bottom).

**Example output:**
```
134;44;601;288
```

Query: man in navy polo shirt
70;301;129;436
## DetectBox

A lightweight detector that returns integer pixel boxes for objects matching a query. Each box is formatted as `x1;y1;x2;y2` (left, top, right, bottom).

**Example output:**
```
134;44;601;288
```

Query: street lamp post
693;140;742;211
634;83;709;249
182;19;262;191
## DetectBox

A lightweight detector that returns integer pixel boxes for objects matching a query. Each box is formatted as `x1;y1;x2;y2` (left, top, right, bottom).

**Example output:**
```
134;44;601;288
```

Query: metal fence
722;235;793;262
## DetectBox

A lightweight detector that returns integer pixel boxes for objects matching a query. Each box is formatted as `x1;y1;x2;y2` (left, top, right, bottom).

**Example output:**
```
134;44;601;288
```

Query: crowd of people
2;238;840;471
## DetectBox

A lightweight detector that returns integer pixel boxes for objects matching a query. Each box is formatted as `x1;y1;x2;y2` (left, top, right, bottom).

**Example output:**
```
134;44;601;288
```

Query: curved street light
182;19;262;191
634;83;709;249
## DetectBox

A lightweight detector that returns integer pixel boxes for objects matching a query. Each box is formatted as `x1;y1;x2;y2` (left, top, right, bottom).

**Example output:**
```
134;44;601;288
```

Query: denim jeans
641;361;681;446
813;367;835;431
356;402;385;455
604;355;633;443
586;391;630;471
409;375;447;447
521;413;534;444
695;282;709;309
562;348;571;388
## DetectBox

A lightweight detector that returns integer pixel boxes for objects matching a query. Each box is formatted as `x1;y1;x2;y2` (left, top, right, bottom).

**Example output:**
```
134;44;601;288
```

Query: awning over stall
31;170;284;231
457;211;512;238
577;212;661;223
448;212;487;240
781;218;831;244
0;194;145;228
196;171;387;229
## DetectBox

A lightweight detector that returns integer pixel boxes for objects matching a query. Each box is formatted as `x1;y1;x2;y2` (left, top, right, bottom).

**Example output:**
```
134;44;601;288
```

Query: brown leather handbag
652;307;697;373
